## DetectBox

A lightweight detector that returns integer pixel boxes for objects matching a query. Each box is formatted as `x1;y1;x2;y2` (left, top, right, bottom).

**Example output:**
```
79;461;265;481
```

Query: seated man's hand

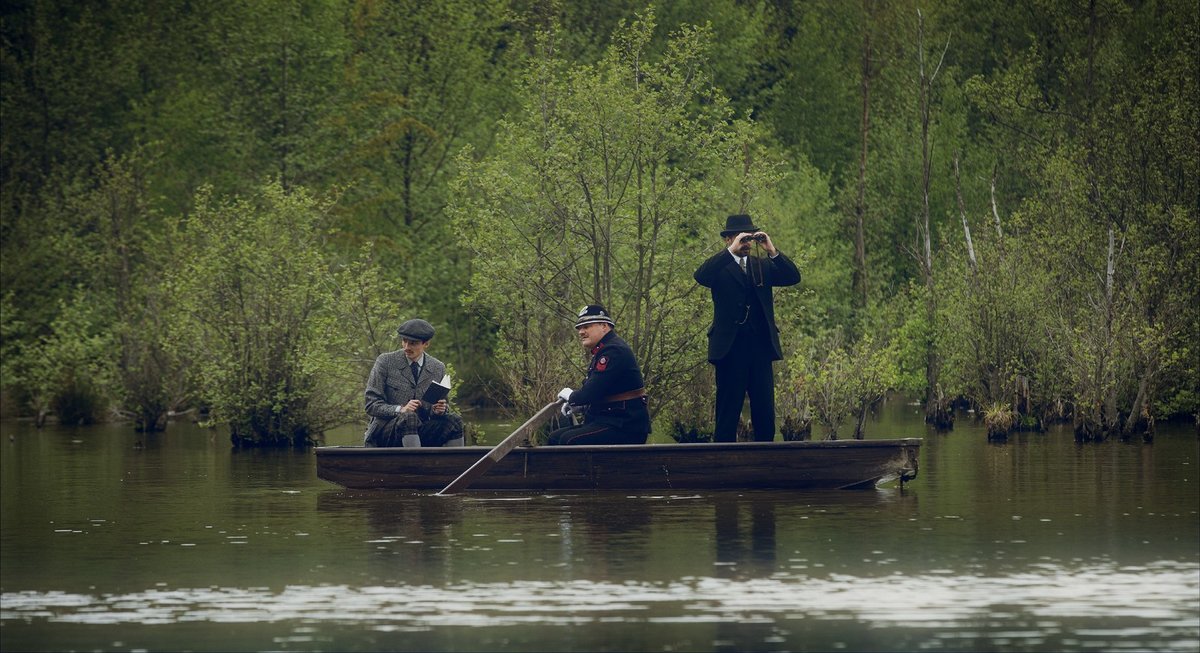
557;387;574;403
399;399;422;414
432;399;448;415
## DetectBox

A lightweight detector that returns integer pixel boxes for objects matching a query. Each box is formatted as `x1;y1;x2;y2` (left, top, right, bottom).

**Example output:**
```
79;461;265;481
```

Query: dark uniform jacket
363;351;450;442
567;330;651;435
693;250;801;362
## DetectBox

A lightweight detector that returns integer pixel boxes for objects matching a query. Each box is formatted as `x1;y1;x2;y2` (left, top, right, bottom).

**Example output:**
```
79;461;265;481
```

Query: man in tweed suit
363;318;464;447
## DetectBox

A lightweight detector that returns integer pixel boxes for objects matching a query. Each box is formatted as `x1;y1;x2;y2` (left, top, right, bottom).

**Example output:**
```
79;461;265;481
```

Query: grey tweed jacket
363;351;449;440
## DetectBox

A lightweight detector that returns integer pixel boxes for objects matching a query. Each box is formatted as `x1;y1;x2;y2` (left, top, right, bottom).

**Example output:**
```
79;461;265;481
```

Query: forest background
1;0;1196;446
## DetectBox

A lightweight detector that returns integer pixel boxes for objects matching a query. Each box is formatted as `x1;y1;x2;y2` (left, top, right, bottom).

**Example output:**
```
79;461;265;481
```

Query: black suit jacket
693;249;801;362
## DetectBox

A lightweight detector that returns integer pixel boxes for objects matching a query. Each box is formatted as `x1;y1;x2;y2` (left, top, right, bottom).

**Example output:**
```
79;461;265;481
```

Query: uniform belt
603;388;646;403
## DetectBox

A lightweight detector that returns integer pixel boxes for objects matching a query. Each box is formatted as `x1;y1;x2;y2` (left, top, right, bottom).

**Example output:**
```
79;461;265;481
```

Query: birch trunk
916;9;950;427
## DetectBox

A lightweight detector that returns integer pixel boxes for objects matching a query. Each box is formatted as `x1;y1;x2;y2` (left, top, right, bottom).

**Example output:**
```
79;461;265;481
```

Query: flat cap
396;318;435;341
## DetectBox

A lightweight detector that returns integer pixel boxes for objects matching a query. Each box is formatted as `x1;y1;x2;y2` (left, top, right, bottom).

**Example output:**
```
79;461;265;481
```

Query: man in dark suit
693;214;801;442
363;318;464;447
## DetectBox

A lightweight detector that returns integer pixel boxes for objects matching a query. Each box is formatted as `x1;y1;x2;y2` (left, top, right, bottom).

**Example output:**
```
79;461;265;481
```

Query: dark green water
2;401;1197;652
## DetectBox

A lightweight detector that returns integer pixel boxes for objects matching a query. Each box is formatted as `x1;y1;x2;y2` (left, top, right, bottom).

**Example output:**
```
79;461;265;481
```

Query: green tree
784;333;896;440
0;0;150;221
959;0;1199;437
329;0;521;392
762;0;862;182
9;292;116;426
163;181;398;446
451;11;780;419
63;150;189;431
1;147;185;428
1;0;155;343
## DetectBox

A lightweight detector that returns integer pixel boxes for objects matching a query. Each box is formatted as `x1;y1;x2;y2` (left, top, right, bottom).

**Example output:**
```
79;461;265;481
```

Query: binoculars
740;233;766;243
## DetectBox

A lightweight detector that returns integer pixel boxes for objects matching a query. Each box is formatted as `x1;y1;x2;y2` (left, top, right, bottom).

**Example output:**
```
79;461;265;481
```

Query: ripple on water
2;560;1197;650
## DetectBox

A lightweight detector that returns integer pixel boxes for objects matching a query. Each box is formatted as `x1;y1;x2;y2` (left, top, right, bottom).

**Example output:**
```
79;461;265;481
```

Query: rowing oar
436;399;564;495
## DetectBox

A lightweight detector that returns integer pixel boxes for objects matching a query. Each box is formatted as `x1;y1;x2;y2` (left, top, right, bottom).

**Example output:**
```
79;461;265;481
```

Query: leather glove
557;387;574;403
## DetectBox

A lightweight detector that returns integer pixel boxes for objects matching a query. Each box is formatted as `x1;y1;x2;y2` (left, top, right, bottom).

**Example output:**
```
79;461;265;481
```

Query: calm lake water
2;400;1197;652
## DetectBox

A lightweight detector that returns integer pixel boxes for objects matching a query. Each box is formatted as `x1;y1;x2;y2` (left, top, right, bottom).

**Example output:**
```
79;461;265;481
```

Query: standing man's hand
728;232;753;255
727;231;776;257
756;231;777;256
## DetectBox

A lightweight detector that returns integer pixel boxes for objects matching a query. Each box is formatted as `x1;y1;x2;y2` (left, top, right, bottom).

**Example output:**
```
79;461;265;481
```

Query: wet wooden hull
315;439;921;491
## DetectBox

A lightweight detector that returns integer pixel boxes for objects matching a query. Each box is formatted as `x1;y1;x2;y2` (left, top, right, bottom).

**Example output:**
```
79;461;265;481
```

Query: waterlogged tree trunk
1072;0;1114;442
1125;374;1152;440
853;403;869;440
1013;374;1033;428
108;164;170;432
1101;224;1121;435
915;9;952;429
1078;224;1122;441
953;153;993;410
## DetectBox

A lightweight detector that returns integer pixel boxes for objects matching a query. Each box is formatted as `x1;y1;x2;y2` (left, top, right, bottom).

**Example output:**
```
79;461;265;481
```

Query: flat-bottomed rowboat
315;439;920;491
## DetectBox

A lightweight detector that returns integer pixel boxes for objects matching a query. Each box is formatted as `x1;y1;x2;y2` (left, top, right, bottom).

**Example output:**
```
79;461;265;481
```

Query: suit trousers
371;411;464;447
713;327;776;442
547;421;647;446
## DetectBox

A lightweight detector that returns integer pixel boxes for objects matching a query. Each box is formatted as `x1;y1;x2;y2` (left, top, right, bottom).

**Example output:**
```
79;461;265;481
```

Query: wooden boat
315;438;920;491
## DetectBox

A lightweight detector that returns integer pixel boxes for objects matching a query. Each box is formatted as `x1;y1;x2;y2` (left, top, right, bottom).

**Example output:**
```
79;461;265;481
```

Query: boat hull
315;439;920;491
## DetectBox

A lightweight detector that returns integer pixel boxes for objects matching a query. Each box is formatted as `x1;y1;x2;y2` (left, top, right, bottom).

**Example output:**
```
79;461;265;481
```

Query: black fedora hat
720;214;760;237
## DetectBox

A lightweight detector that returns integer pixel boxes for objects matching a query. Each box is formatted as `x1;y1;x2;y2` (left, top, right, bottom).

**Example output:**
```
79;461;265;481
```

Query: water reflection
315;491;660;584
227;448;317;488
711;495;778;651
713;495;776;579
317;492;464;584
4;413;1198;652
554;494;653;578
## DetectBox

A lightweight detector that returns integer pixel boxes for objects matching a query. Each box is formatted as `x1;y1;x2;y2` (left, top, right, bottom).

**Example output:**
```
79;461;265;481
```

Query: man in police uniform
363;318;464;447
550;305;651;445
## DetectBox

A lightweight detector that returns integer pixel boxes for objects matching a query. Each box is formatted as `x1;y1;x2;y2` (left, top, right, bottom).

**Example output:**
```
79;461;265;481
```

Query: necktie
411;360;420;384
739;257;747;275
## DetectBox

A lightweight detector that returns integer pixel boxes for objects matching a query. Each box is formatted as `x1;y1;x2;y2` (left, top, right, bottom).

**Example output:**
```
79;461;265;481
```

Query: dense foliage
1;0;1195;443
161;182;398;446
